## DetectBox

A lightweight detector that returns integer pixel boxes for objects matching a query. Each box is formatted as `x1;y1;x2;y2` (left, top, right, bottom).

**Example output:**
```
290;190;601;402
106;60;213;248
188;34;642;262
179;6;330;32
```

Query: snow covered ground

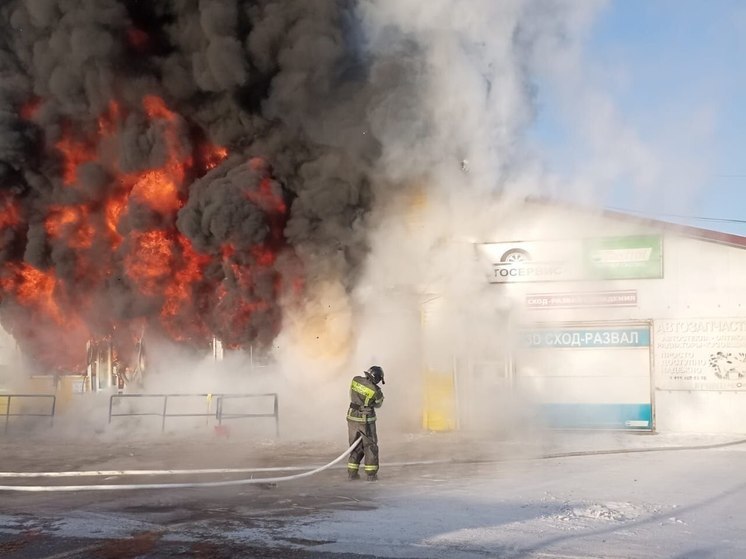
286;442;746;558
1;431;745;558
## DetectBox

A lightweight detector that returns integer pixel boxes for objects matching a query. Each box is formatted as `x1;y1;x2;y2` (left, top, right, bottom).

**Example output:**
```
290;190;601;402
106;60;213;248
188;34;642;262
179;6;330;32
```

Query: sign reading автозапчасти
655;318;746;391
477;235;663;283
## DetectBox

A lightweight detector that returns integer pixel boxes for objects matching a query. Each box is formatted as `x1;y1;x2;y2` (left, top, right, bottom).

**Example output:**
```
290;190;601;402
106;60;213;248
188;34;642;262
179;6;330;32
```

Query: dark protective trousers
347;420;379;474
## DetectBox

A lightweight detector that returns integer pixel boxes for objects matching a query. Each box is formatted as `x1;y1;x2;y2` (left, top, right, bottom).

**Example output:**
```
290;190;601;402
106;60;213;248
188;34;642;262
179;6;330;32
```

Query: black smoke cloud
0;0;548;371
0;0;413;369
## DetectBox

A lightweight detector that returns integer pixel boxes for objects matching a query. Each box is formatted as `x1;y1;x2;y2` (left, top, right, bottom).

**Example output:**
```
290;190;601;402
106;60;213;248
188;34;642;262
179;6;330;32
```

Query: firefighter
346;365;385;481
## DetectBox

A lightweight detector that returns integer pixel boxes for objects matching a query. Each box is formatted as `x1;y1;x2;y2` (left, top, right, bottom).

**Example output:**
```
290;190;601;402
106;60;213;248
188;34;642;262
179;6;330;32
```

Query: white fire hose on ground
0;438;361;492
2;436;746;493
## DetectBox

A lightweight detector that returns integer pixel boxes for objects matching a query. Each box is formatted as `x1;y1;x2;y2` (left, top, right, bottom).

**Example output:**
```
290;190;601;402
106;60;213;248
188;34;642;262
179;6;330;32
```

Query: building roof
526;197;746;249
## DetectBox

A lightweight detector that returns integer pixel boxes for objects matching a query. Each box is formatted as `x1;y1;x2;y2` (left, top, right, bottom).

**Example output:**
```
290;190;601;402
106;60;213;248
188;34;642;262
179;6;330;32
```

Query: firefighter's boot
366;472;378;482
348;470;360;481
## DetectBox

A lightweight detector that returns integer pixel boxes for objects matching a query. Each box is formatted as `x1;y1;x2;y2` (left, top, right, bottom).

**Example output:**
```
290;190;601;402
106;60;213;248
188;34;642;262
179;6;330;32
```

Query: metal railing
108;393;279;435
2;394;56;433
215;393;279;435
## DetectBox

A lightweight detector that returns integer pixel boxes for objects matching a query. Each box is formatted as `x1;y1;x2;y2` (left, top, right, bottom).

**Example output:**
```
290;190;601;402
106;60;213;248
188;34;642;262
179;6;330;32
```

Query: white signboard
516;324;652;430
477;241;583;283
654;318;746;391
526;290;638;310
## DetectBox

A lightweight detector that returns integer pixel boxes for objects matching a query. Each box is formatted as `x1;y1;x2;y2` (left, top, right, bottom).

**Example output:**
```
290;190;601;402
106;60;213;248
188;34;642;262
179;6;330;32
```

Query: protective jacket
346;373;384;479
346;375;384;423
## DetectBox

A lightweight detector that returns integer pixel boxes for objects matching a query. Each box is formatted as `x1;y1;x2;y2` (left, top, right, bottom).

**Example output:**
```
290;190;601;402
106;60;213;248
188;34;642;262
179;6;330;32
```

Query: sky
530;0;746;236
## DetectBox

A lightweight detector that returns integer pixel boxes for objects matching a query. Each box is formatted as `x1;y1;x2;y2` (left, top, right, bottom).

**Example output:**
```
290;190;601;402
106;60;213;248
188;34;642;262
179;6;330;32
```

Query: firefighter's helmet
366;365;385;385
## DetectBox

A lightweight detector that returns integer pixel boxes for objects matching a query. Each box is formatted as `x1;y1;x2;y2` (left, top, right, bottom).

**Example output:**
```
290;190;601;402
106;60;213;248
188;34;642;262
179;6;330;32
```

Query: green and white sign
478;235;664;283
584;235;663;279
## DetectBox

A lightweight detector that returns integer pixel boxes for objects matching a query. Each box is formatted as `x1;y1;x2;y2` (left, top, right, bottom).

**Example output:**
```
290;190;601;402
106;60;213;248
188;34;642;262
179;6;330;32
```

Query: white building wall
650;236;746;433
477;203;746;434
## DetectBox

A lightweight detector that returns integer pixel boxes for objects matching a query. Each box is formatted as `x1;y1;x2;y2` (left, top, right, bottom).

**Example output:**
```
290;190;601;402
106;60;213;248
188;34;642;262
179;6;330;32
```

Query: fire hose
0;438;361;492
2;436;746;492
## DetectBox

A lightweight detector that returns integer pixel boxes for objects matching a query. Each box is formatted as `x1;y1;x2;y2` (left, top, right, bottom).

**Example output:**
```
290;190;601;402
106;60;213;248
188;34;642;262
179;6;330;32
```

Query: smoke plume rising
0;0;385;371
0;0;601;436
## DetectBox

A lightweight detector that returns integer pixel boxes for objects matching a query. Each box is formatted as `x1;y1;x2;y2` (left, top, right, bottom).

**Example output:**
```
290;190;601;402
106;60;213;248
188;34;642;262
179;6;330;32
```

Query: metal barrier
2;394;56;433
216;393;279;436
108;393;279;435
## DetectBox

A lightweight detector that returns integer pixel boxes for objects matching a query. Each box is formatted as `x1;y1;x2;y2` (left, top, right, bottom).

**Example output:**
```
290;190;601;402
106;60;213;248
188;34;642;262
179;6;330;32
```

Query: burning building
0;1;595;433
0;1;396;383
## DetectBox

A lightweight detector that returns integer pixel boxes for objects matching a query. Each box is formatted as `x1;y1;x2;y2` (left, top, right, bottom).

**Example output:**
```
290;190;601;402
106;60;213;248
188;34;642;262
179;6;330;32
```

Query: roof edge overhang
524;196;746;250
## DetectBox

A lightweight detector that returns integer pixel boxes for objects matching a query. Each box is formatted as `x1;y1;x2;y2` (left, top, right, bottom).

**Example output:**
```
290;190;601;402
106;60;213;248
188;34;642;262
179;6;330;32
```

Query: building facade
454;201;746;434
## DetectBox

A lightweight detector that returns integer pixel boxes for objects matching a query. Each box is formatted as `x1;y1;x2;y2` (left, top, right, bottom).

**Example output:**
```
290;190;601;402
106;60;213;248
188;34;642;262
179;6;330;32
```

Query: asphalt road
0;432;454;559
2;431;745;558
0;475;386;558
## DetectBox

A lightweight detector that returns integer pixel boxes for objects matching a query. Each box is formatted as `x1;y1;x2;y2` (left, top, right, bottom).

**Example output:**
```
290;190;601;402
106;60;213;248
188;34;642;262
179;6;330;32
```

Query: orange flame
251;245;276;267
15;264;65;326
0;93;300;371
98;100;122;136
245;177;287;214
45;206;94;249
124;230;174;296
131;170;181;213
0;198;20;229
104;194;127;244
202;144;229;171
55;133;96;186
143;95;178;122
160;237;211;341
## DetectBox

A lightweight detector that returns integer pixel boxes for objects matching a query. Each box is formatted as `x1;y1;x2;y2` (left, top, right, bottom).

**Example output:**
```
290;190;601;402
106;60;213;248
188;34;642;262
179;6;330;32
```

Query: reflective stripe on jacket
347;375;384;423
